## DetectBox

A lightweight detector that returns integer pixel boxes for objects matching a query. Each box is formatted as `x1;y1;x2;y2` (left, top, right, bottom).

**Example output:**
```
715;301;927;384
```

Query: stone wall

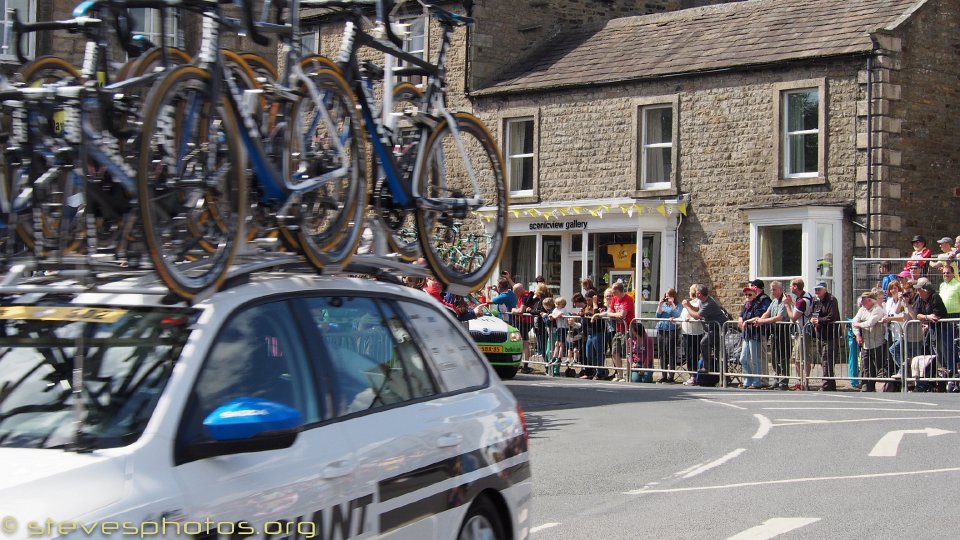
473;59;863;307
882;0;960;257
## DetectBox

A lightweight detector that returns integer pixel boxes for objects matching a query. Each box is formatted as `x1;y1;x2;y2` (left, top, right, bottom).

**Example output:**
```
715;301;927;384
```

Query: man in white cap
851;291;888;392
810;281;841;391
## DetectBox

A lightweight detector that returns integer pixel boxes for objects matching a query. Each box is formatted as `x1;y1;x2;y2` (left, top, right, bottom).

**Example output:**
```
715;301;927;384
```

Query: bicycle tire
287;67;367;270
137;65;246;299
17;56;81;86
373;81;422;261
415;112;507;293
241;52;279;81
126;47;192;79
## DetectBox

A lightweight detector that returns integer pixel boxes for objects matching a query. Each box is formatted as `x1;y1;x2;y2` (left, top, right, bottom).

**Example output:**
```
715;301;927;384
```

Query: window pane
179;301;319;448
816;223;834;283
299;296;423;416
644;147;671;184
757;225;802;277
788;133;818;175
787;90;818;132
644;107;672;145
394;302;489;392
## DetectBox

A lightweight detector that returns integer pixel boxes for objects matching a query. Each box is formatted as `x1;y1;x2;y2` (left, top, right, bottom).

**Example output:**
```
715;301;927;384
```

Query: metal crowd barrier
499;309;960;393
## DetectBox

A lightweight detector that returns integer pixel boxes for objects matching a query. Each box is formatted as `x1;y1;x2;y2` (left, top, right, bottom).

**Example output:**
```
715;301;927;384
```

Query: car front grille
469;330;508;343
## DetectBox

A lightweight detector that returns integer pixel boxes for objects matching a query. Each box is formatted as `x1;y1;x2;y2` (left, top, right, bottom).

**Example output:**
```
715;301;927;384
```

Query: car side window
395;301;489;392
176;300;319;452
296;296;439;417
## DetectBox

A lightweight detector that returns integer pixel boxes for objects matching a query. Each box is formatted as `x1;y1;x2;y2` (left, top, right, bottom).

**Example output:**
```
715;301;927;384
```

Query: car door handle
322;460;355;479
436;433;464;448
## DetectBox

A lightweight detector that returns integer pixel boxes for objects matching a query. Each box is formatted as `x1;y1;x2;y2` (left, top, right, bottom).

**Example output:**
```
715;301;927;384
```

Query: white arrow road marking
774;415;960;426
682;448;746;479
726;518;821;540
530;523;560;533
753;414;773;439
869;427;955;457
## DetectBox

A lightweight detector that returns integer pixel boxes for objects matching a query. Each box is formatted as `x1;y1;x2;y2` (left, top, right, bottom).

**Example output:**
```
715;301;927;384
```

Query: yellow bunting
678;202;688;216
656;204;666;217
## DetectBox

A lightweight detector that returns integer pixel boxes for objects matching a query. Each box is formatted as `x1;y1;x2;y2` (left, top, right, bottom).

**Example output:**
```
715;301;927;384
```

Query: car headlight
509;331;521;342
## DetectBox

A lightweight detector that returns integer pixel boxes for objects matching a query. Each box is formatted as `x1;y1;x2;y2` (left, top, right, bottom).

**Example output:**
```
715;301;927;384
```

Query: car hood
0;448;126;525
469;316;518;333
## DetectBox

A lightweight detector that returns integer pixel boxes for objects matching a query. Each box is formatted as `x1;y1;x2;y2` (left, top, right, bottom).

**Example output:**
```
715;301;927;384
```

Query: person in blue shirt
485;277;517;320
877;261;898;299
656;288;683;383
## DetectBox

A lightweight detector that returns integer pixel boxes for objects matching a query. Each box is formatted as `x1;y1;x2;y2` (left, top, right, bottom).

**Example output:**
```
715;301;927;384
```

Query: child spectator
549;297;570;364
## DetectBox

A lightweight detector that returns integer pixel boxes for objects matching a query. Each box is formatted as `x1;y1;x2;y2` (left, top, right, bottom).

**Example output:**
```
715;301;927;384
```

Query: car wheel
495;366;519;379
457;496;506;540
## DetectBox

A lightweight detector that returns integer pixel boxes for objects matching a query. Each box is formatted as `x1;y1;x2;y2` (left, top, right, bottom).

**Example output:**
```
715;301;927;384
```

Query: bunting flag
499;201;689;220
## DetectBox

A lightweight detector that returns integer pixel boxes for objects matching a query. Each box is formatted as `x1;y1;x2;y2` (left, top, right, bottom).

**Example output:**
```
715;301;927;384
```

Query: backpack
794;292;815;334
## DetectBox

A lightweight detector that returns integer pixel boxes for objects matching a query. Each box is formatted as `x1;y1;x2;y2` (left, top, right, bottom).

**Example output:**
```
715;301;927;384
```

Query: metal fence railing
491;311;960;392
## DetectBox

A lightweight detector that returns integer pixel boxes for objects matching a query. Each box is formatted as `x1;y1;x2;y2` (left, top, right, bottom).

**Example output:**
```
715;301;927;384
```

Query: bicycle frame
194;0;350;214
336;6;482;212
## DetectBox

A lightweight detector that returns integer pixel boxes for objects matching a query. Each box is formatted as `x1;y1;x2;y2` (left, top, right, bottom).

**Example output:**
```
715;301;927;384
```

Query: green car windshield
0;305;196;450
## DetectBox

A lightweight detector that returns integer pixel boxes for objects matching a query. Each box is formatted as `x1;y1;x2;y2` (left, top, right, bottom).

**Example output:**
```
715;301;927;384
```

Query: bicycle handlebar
237;0;270;47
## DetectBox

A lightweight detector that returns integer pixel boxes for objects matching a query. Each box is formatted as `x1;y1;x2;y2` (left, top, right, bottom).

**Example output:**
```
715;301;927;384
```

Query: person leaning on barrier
881;281;905;373
688;284;729;386
811;281;841;391
851;291;889;392
783;278;815;390
604;282;635;382
755;280;792;390
738;285;769;389
938;265;960;380
656;288;682;383
885;282;927;378
511;282;536;373
916;280;949;379
674;284;705;385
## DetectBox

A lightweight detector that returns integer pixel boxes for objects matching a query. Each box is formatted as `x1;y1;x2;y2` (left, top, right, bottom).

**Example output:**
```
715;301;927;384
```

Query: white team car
0;272;531;540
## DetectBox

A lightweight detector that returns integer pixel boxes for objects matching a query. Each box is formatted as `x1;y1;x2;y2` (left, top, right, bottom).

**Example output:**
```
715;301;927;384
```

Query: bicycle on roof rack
304;0;508;295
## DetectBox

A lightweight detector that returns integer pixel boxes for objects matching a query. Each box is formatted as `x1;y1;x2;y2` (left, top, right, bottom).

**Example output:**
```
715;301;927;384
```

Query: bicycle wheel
138;65;246;299
374;82;422;261
286;67;366;269
16;56;81;86
415;112;507;293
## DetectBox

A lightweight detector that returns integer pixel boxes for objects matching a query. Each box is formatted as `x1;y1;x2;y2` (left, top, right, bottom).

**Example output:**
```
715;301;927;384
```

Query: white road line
856;396;938;406
699;398;747;410
732;400;857;404
761;407;960;412
681;448;746;479
674;460;709;477
753;414;773;439
727;517;821;540
530;523;560;533
624;466;960;495
773;415;960;426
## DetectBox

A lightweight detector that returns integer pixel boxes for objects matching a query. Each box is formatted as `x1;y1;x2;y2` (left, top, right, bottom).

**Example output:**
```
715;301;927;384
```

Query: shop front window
500;236;536;290
757;225;803;286
542;235;561;296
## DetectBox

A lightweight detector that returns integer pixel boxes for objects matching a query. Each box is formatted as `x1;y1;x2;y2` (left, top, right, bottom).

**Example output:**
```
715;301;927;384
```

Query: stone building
7;0;957;314
470;0;960;313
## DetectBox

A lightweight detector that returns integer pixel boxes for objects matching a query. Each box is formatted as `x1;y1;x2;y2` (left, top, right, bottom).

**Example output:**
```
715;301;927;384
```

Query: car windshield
0;305;197;450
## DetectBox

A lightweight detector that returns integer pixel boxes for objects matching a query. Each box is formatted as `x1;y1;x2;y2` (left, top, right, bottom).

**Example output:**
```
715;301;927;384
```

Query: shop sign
528;219;588;231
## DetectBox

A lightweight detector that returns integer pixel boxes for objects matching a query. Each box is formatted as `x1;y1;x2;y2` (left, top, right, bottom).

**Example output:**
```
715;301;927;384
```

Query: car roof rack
0;251;440;302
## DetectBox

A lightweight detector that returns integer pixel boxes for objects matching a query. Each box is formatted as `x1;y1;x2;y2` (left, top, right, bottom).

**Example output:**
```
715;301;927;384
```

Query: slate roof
476;0;926;95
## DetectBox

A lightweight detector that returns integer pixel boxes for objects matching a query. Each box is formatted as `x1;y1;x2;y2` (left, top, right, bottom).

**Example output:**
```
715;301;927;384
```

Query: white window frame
747;206;844;313
1;0;35;61
503;113;538;201
301;27;319;55
772;79;827;187
398;14;426;86
128;8;181;53
631;95;679;197
782;88;819;178
640;104;674;190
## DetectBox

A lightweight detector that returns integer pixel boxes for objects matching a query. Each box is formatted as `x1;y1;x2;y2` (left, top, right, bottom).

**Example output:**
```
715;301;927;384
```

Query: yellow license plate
479;345;503;353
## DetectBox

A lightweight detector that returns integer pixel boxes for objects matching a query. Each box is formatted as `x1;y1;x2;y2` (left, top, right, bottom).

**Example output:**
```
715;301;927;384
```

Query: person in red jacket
905;235;932;274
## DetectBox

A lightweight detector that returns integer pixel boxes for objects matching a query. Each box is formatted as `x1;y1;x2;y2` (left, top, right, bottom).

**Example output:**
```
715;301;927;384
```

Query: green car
467;314;524;379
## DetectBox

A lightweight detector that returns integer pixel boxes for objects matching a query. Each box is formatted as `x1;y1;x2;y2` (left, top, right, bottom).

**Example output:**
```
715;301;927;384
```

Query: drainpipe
865;51;875;258
674;204;683;290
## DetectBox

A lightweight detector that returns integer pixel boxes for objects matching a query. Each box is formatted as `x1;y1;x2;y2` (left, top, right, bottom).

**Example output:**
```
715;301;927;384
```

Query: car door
171;299;363;538
293;294;453;538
